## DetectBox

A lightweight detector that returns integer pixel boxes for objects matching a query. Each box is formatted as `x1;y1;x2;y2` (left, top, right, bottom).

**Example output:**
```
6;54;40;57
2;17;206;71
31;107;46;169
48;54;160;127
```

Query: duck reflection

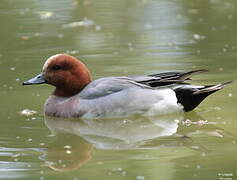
43;113;228;171
44;114;182;149
43;134;92;172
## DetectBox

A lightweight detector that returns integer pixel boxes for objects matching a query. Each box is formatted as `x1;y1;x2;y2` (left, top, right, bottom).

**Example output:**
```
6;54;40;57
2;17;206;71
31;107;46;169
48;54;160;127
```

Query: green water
0;0;237;179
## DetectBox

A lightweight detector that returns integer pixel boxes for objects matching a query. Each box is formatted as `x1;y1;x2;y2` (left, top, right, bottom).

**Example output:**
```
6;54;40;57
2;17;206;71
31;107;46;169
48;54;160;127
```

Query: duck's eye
52;65;61;71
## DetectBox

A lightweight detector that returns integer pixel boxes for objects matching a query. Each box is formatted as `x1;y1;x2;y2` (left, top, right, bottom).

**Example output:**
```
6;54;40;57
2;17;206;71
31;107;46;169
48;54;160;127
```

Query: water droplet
144;23;152;30
62;18;95;28
112;167;123;172
211;26;217;31
122;171;127;176
188;9;199;14
183;119;192;126
38;11;53;19
66;150;72;154
193;34;205;40
58;160;62;164
20;109;37;116
213;107;221;111
95;25;101;31
136;176;145;180
12;153;21;158
219;67;224;71
57;34;64;38
191;146;200;150
21;36;29;40
174;119;180;123
64;145;72;149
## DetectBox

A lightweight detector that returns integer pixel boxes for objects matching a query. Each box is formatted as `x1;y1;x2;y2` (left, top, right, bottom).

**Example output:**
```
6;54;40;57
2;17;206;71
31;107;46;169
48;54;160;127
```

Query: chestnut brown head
23;54;92;97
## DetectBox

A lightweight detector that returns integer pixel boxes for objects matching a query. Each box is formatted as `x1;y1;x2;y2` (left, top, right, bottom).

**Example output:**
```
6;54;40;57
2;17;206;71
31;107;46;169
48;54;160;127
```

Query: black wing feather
137;69;208;87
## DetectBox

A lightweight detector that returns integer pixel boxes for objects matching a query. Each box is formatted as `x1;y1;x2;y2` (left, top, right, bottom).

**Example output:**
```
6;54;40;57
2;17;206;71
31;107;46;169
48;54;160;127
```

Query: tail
174;81;233;112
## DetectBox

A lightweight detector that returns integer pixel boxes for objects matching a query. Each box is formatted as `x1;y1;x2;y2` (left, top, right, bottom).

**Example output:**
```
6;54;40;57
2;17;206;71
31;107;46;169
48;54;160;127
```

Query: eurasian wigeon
23;54;232;118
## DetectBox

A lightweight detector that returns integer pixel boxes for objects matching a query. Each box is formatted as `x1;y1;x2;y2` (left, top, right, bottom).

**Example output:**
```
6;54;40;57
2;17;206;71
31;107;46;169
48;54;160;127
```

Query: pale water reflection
42;113;232;173
44;115;181;149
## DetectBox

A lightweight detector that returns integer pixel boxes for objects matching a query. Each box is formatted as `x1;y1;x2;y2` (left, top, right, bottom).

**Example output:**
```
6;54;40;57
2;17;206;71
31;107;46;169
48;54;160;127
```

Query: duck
23;54;232;118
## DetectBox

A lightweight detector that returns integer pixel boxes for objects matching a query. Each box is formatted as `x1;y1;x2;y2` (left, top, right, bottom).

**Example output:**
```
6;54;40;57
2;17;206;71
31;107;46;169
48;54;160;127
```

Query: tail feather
174;81;233;112
193;81;233;95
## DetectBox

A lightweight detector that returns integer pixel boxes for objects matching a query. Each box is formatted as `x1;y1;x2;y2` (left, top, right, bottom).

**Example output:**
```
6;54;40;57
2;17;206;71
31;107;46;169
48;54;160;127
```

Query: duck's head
23;54;92;97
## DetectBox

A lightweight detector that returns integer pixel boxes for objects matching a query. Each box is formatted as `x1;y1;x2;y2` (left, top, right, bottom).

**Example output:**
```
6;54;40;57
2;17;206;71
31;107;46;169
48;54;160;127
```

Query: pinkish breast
44;95;84;118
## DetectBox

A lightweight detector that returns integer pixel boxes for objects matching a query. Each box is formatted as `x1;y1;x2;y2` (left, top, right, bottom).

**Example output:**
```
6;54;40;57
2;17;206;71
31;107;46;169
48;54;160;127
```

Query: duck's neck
53;85;87;97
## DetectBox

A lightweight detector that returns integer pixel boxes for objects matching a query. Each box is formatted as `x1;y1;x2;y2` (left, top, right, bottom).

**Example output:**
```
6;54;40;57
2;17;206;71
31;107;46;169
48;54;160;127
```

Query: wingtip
188;69;208;74
180;69;208;81
220;80;234;87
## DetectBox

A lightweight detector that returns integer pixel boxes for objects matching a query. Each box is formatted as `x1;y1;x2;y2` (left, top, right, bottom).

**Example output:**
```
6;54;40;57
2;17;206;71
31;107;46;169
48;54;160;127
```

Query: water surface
0;0;237;179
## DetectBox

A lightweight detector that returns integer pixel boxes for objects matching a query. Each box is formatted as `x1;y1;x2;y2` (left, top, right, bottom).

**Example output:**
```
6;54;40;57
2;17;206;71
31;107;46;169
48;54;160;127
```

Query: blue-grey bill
22;73;46;85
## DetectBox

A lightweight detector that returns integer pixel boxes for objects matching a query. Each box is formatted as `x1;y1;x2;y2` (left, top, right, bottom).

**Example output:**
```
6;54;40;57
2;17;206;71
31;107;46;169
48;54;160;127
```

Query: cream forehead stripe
42;54;63;71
